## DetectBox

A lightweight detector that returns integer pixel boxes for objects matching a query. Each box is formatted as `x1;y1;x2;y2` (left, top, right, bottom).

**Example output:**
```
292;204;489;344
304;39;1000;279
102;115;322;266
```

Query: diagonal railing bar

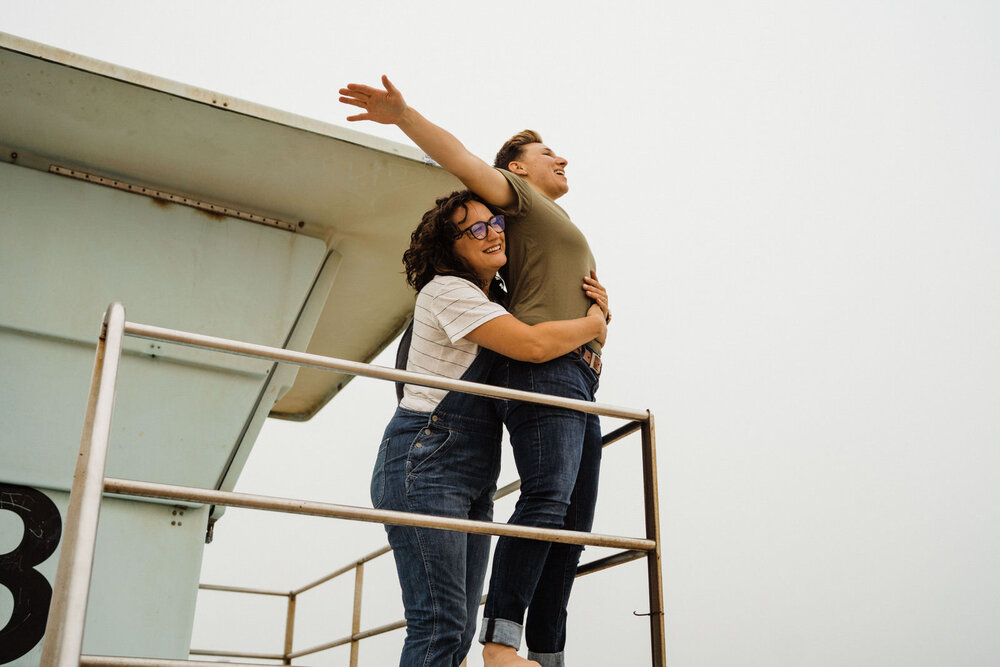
123;321;648;421
577;549;648;577
103;478;655;551
286;619;408;661
197;583;289;596
493;420;643;501
293;545;392;596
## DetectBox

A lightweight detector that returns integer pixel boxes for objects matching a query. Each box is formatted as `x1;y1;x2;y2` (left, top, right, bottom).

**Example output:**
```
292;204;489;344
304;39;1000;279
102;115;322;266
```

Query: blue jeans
371;350;502;667
480;354;602;667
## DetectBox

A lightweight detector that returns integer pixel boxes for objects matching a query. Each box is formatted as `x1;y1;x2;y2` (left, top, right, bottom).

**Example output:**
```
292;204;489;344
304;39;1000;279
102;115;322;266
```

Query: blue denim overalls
371;348;502;667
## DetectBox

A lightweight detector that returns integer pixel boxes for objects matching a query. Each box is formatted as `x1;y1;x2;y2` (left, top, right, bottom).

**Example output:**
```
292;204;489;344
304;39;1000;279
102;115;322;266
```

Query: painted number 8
1;483;62;664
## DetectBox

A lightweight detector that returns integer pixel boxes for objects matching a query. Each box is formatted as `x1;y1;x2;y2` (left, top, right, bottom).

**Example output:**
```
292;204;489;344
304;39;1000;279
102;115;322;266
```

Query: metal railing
39;302;665;667
192;422;647;665
193;545;397;666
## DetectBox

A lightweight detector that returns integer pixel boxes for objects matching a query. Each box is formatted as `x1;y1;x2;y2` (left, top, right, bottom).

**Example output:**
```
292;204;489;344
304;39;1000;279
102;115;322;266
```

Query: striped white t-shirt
400;275;509;412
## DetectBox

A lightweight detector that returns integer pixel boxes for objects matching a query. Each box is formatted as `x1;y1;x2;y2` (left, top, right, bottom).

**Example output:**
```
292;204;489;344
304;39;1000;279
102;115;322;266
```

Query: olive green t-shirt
497;169;601;354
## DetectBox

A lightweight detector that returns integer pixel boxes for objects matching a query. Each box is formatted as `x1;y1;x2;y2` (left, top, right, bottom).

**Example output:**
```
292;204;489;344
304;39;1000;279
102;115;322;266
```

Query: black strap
394;319;414;403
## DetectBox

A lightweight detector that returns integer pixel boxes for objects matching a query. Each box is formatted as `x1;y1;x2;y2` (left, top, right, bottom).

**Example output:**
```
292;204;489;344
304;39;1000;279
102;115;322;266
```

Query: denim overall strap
394;319;414;403
431;347;502;433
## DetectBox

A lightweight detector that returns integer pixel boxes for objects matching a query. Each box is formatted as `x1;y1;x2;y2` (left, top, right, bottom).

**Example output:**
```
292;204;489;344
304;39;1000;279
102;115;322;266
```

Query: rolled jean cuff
528;650;565;667
479;617;523;649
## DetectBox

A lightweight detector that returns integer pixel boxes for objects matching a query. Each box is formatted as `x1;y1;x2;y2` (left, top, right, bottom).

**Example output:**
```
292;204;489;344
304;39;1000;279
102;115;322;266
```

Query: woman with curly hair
372;189;607;667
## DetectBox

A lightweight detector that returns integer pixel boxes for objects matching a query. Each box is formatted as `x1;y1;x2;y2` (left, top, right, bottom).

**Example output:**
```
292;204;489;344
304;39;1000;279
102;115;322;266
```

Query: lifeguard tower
1;33;665;667
0;32;458;665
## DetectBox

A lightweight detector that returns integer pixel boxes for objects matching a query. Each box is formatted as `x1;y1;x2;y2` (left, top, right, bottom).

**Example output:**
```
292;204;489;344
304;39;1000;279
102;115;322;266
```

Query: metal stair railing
39;302;665;667
192;422;647;666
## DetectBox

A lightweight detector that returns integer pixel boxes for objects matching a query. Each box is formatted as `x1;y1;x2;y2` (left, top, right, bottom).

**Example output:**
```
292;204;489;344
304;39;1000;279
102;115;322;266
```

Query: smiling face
509;142;569;200
451;200;506;289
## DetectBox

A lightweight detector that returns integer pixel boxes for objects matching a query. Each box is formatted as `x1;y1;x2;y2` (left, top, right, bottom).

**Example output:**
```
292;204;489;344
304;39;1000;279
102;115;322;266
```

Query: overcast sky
4;1;998;665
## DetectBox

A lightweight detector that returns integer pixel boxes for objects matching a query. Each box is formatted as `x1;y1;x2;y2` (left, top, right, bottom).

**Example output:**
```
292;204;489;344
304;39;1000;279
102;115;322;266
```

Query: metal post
641;412;666;666
349;564;364;667
282;593;296;664
40;303;127;667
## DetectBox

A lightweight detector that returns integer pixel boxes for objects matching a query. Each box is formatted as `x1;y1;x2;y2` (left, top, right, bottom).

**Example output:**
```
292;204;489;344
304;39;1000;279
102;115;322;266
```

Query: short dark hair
403;190;506;302
493;129;543;170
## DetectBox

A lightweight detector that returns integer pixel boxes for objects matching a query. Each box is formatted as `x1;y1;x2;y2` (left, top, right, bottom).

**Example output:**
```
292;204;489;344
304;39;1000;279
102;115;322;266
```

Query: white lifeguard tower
0;33;459;665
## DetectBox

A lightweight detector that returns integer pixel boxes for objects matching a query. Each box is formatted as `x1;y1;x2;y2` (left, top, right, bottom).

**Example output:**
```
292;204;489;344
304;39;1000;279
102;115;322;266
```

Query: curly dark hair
403;190;507;303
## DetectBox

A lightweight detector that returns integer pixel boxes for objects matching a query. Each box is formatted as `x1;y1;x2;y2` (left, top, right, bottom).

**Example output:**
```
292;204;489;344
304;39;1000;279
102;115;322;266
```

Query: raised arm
340;76;514;208
464;275;609;362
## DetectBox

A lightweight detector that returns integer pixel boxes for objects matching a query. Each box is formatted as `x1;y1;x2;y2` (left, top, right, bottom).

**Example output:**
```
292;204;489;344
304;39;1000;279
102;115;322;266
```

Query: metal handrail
192;420;650;662
39;303;666;666
124;320;648;421
103;477;654;550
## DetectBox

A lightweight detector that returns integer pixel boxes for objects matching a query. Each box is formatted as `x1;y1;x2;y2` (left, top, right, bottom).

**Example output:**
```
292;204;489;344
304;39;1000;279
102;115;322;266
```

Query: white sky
4;1;998;665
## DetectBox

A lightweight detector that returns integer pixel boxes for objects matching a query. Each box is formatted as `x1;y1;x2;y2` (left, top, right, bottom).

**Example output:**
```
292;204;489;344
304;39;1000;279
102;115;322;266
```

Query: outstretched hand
339;75;407;124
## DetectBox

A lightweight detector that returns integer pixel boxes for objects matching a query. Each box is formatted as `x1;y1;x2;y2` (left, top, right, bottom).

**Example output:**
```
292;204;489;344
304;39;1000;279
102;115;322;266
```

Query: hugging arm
465;307;606;364
464;276;610;361
340;76;514;208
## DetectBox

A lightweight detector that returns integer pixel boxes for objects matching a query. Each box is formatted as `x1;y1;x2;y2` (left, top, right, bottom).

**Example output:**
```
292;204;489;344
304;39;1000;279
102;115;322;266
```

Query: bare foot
482;642;541;667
